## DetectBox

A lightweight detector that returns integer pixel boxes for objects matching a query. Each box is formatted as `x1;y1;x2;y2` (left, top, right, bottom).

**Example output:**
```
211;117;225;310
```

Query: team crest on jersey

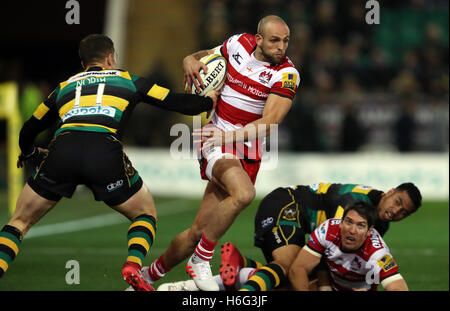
377;254;397;272
282;207;297;221
281;73;297;92
259;71;273;84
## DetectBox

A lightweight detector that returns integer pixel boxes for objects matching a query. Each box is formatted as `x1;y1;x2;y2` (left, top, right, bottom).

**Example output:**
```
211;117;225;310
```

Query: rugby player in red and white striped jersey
142;15;300;291
289;201;408;291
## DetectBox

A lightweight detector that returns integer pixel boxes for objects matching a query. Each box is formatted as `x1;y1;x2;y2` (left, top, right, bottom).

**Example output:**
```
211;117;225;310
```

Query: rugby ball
187;54;227;96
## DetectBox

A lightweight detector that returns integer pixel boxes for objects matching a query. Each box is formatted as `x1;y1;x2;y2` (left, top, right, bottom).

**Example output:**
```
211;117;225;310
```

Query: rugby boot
122;261;155;291
124;266;153;291
157;279;199;291
186;255;219;291
219;242;244;288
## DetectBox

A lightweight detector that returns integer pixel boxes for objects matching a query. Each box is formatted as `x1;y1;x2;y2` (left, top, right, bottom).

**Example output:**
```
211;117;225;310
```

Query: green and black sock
126;214;156;267
0;225;23;278
239;263;286;291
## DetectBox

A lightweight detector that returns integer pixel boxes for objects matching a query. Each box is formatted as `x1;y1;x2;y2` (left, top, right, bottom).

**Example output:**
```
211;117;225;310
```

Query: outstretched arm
289;246;322;291
18;90;59;167
133;75;219;115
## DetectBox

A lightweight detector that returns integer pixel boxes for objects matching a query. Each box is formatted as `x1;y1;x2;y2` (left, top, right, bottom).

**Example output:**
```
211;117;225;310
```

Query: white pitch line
25;199;188;239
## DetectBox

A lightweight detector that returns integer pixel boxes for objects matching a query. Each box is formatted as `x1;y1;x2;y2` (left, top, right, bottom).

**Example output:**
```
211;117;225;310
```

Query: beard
261;47;285;65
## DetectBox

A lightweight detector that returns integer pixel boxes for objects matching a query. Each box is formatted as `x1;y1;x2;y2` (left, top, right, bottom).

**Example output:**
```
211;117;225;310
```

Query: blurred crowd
199;0;449;152
0;0;448;156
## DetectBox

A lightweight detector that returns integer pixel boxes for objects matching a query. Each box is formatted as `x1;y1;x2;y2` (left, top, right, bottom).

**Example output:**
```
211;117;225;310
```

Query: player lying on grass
0;34;219;291
157;200;409;291
289;200;408;291
153;182;420;291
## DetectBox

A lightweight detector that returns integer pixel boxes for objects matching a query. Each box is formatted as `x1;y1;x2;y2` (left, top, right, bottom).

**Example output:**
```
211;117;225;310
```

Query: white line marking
25;199;187;239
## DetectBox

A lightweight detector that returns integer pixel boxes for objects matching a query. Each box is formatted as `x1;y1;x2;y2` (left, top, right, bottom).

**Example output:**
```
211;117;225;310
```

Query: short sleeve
366;250;401;288
305;219;330;256
270;67;300;100
221;34;241;61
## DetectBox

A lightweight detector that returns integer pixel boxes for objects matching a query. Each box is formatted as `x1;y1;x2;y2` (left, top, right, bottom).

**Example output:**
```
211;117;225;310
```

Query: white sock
191;253;205;264
237;268;257;288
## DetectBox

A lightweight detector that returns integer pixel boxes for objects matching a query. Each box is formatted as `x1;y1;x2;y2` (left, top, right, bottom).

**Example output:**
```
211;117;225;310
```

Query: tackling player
154;182;421;291
225;182;421;291
0;34;218;291
289;200;408;291
142;15;300;291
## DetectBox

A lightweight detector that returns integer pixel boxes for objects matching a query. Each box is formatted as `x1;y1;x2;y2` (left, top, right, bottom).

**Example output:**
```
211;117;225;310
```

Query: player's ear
255;33;263;46
106;53;114;67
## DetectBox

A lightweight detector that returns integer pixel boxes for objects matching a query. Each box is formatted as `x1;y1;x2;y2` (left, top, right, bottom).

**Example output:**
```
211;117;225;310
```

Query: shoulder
224;33;256;55
317;218;341;241
325;218;342;237
276;57;299;72
361;229;390;259
271;58;300;88
365;235;399;278
123;71;141;82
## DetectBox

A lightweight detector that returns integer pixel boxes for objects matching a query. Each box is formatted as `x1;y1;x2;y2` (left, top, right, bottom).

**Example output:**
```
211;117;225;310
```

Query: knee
231;186;256;209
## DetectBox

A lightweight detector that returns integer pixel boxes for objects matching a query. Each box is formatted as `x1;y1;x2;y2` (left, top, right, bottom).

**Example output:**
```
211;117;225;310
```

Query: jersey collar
85;66;104;72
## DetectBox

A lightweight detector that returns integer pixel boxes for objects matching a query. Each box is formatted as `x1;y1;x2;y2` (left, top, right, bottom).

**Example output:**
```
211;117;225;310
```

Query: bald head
257;15;289;36
254;15;290;64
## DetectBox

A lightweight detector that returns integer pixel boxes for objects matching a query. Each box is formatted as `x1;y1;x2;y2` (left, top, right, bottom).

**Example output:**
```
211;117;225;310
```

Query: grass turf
0;189;448;291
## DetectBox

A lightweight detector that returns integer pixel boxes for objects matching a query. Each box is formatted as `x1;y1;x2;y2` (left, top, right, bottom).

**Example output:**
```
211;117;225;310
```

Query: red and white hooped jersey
210;33;300;161
214;33;300;127
305;218;403;291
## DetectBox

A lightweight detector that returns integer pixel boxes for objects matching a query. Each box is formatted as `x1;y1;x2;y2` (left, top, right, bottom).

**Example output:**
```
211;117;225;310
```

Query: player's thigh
271;244;302;274
109;182;156;221
75;134;148;219
211;158;255;205
9;183;59;234
27;133;79;200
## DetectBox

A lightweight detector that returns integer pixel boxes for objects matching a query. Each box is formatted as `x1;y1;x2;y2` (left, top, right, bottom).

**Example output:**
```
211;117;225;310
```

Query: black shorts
254;187;306;262
28;131;143;206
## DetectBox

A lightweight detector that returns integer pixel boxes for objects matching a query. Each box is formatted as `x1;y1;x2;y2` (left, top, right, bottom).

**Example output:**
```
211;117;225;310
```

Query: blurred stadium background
0;0;448;291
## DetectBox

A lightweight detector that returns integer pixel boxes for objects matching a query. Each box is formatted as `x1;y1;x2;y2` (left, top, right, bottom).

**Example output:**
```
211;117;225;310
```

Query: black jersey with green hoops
290;182;388;234
19;66;212;155
254;183;388;239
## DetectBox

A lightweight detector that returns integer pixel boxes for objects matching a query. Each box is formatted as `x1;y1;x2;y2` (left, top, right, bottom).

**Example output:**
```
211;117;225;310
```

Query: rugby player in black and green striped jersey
0;34;218;291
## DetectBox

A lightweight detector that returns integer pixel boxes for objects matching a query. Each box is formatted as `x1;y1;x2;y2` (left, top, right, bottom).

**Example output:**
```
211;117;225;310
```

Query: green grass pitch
0;189;448;291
